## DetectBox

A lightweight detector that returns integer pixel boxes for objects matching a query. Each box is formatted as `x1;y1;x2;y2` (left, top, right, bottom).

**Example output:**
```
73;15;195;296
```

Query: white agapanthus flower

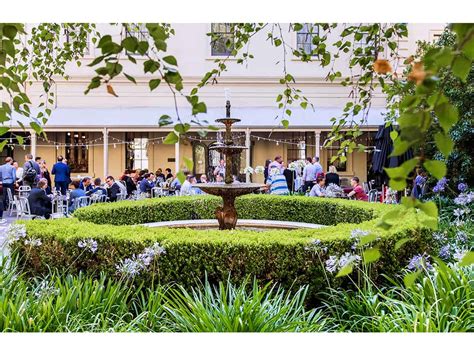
78;239;98;254
116;242;166;278
6;224;27;243
24;238;42;247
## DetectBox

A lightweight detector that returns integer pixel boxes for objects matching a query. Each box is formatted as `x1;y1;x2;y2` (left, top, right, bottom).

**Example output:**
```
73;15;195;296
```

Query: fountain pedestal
193;103;264;230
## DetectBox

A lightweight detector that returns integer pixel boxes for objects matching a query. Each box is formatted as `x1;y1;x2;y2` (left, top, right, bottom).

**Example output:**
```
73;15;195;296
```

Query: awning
9;106;388;130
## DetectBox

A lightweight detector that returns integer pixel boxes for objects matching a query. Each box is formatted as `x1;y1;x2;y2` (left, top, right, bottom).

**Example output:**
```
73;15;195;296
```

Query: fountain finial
226;100;231;118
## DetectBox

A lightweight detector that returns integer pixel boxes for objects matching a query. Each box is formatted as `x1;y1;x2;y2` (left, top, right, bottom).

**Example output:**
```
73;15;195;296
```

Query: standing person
51;155;70;195
347;176;368;201
283;164;296;193
0;157;16;211
213;159;226;179
266;170;290;195
165;168;173;181
310;177;326;197
313;157;323;179
12;160;23;185
325;165;340;186
268;155;284;175
411;168;427;198
22;154;41;188
39;160;52;195
302;157;317;193
263;159;272;184
27;178;52;219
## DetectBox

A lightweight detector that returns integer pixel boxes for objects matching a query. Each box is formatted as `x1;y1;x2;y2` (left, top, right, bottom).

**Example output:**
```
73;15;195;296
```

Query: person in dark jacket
106;176;121;202
263;159;272;184
22;154;41;188
27;178;52;219
79;177;93;193
122;170;137;196
86;178;107;197
51;156;71;195
139;173;155;194
39;160;52;194
325;165;340;186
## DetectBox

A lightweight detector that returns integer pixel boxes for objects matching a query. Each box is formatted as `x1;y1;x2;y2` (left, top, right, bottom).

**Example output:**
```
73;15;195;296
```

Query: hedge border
15;195;435;296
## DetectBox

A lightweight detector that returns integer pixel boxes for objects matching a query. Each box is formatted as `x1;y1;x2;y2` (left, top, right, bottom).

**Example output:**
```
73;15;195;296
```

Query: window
193;143;206;175
126;137;149;170
210;23;234;56
64;28;90;55
125;24;149;55
287;141;307;162
296;23;319;55
65;132;89;173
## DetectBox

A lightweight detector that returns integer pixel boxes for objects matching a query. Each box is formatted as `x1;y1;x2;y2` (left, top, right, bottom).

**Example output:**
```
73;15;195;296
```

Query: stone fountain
193;100;264;230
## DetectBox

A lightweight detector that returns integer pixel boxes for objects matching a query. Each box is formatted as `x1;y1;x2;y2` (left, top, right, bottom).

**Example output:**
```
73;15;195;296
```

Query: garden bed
13;195;435;293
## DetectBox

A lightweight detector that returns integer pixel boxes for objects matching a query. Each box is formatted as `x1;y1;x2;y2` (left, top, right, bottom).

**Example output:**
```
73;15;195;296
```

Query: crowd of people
263;155;369;201
0;152;385;222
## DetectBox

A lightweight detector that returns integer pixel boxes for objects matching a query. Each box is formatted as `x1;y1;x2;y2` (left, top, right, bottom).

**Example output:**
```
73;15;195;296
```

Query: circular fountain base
143;219;325;231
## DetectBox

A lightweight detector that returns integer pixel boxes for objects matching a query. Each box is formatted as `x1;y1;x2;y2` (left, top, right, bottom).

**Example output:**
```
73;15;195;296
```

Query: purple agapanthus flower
457;183;468;192
433;177;449;193
439;245;451;260
408;253;433;271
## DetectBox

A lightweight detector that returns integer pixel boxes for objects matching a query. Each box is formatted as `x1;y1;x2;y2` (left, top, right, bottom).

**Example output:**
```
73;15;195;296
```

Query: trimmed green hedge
14;195;435;296
73;195;384;226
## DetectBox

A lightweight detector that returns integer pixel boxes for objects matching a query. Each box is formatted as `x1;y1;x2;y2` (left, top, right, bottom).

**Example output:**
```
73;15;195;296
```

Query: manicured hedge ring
16;195;435;294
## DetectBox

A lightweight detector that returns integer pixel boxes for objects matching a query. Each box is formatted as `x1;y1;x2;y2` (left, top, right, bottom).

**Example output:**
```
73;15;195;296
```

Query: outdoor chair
368;189;379;203
18;185;31;198
115;193;126;201
6;188;18;216
72;196;91;211
151;187;163;198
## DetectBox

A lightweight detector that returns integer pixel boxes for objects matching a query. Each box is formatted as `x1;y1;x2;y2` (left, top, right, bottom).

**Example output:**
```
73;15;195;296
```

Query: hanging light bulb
113;143;117;148
276;141;279;146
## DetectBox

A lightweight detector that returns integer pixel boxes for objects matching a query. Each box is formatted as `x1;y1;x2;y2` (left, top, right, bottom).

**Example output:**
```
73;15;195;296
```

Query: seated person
170;176;181;192
347;176;368;201
69;180;86;213
106;176;121;202
310;177;326;197
266;172;289;195
139;173;155;194
180;175;194;196
199;174;208;184
325;165;340;186
79;176;93;193
27;178;52;219
86;177;107;197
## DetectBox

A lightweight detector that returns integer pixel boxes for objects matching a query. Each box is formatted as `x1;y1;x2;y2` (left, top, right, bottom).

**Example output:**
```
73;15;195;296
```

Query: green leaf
30;122;42;135
2;39;15;57
459;251;474;267
434;132;454;157
162;55;177;66
434;102;459;133
3;25;18;40
281;119;289;129
176;171;186;184
124;73;136;84
451;55;471;82
363;248;381;264
300;101;308;109
149;79;161;91
336;263;353;278
389;130;398;141
395;238;411;251
163;131;179;144
0;139;7;152
0;126;9;136
174;123;190;134
144;60;159;74
462;34;474;60
158;115;173;127
122;37;138;52
359;233;378;247
417;200;438;219
403;271;421;288
423;160;446;180
97;35;112;48
192;102;207;116
183;157;194;172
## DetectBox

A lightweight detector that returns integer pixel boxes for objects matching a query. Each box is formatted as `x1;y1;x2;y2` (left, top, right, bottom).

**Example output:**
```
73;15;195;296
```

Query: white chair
115;193;125;201
368;189;379;203
18;185;31;198
151;187;163;198
72;196;91;211
6;188;17;216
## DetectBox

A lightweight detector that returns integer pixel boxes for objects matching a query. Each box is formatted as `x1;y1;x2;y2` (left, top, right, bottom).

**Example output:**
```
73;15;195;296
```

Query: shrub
12;195;435;296
73;195;382;226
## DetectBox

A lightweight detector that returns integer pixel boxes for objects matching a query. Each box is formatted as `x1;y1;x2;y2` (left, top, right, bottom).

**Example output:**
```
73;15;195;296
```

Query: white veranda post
245;128;251;182
30;131;37;158
315;130;321;160
174;137;180;175
103;128;109;178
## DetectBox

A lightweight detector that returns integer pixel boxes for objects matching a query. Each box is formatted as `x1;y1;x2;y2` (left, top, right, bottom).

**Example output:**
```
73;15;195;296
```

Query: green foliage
13;196;435;295
321;262;473;332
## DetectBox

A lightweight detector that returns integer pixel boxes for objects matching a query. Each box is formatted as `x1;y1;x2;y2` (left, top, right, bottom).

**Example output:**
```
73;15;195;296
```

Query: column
30;131;37;158
103;128;108;177
174;137;180;174
245;128;251;182
315;130;321;159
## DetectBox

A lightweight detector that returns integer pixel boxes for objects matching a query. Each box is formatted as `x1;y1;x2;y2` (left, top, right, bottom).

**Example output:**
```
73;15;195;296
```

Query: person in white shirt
180;175;194;196
310;177;326;197
213;159;226;179
302;157;317;193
